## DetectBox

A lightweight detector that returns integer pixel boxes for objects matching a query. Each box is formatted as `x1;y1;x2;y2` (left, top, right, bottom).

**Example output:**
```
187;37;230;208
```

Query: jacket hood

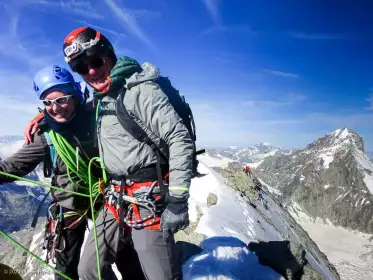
109;56;142;90
125;62;160;90
96;56;161;101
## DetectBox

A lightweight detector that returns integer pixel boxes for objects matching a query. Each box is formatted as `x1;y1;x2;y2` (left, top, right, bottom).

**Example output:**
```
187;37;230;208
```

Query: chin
52;114;71;123
54;117;68;123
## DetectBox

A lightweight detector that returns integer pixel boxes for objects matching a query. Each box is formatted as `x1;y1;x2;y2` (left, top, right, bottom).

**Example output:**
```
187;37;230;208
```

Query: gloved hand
160;201;189;244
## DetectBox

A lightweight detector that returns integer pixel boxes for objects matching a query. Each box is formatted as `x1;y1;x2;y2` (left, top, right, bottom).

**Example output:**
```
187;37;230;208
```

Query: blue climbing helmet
33;65;87;104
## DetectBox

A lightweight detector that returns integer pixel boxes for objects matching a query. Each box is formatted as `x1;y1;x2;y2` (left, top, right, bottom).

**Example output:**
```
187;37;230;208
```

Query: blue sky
0;0;373;150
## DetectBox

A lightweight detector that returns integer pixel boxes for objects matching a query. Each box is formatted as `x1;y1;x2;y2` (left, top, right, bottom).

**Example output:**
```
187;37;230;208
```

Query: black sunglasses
75;57;104;75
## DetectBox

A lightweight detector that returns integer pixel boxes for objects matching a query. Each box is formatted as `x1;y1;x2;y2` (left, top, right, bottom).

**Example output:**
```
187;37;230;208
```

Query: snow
256;178;282;195
199;154;233;168
319;151;335;169
249;160;263;168
352;149;373;194
229;146;239;150
0;140;24;159
333;128;350;140
188;163;336;279
288;202;373;280
324;184;330;190
299;222;373;280
339;128;350;139
183;236;284;280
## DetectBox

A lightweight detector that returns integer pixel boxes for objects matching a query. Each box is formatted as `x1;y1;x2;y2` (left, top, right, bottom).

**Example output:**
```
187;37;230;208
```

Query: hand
24;112;44;144
160;202;189;243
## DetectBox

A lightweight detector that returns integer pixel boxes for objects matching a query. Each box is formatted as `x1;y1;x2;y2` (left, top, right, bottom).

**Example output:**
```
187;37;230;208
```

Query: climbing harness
42;202;89;264
105;175;168;230
0;132;107;280
42;203;65;264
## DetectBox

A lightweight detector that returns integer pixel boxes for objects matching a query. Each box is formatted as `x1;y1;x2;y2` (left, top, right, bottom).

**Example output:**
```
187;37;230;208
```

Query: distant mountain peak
307;127;364;157
254;127;373;235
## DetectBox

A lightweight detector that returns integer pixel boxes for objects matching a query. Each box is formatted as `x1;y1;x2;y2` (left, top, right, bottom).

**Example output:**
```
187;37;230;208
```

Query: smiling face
75;55;114;92
43;90;77;122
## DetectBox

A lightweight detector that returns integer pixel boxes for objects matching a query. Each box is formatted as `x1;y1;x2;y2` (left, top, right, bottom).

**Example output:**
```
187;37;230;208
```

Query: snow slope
287;201;373;280
187;163;338;279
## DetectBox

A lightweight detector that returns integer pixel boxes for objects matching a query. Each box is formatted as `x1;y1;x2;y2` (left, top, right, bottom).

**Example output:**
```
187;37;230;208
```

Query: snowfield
288;201;373;280
186;163;337;279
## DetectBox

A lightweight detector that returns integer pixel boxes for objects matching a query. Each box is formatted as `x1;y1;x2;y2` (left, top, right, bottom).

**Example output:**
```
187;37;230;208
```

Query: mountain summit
255;128;373;233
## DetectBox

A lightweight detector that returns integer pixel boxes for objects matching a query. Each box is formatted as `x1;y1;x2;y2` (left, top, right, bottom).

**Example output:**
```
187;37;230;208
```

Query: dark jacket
0;106;99;211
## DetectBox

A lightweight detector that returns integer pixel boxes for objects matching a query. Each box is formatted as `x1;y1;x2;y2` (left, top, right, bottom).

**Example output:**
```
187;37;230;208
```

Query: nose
88;65;98;76
52;103;61;113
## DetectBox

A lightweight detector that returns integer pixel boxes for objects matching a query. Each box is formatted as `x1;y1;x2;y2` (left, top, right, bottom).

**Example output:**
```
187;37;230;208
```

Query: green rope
0;132;108;279
0;171;90;197
49;131;92;194
88;157;107;280
0;230;73;280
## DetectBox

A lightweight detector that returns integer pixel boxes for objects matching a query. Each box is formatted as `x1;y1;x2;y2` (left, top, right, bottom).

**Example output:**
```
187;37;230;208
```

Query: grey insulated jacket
0;109;98;211
97;61;194;201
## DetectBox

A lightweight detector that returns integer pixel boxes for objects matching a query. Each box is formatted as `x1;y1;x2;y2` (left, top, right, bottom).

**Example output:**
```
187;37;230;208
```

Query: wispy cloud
0;5;60;72
263;69;300;78
0;93;40;115
200;24;253;37
201;0;221;26
289;32;344;40
242;93;306;108
25;0;104;20
104;0;154;47
2;4;19;37
0;70;41;114
366;94;373;110
286;92;307;103
74;20;129;38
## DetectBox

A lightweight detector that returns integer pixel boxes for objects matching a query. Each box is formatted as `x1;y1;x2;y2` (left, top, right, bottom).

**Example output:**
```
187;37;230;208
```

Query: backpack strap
115;89;167;202
42;130;57;178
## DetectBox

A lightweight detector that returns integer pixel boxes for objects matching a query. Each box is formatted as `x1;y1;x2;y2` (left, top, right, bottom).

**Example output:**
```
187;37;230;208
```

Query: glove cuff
166;200;188;214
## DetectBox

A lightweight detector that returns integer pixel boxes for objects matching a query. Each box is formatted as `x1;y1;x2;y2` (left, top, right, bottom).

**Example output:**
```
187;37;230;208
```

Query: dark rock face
248;240;324;280
254;128;373;233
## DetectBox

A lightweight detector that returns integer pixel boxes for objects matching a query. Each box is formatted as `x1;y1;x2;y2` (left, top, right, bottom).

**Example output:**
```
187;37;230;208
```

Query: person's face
42;91;76;122
75;56;114;92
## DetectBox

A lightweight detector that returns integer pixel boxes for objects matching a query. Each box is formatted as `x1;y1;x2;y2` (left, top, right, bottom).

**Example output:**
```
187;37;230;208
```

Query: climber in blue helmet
0;65;144;280
0;65;95;279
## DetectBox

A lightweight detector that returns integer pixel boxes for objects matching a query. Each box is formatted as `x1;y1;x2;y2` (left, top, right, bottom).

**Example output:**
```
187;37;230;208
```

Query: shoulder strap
115;89;167;201
115;88;168;160
44;131;57;168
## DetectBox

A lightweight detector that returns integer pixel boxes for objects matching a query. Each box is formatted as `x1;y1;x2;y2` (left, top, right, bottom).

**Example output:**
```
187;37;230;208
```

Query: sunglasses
42;95;73;106
75;56;104;75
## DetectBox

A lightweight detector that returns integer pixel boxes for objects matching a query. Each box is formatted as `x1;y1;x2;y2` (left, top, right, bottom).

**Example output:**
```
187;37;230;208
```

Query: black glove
160;201;189;244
